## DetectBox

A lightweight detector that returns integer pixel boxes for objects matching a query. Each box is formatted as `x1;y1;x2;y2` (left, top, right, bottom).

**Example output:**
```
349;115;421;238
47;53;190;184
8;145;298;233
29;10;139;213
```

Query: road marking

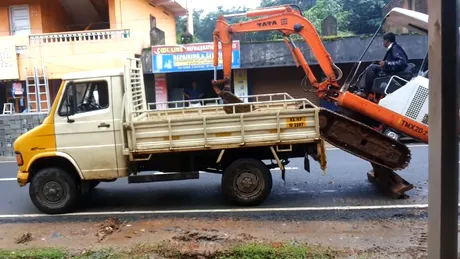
0;178;16;181
0;161;15;164
0;203;443;219
270;167;298;171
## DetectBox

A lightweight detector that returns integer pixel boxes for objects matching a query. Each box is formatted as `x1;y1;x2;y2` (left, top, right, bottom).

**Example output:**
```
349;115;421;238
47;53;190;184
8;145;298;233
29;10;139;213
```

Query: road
0;144;443;218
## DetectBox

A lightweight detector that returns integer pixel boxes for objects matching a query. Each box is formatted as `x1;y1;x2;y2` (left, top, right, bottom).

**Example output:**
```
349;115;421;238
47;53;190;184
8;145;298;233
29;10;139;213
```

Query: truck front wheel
29;167;79;214
222;158;273;206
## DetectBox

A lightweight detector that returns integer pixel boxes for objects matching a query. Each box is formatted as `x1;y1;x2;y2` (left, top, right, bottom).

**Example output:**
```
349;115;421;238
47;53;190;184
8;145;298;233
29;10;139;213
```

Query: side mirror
65;83;75;123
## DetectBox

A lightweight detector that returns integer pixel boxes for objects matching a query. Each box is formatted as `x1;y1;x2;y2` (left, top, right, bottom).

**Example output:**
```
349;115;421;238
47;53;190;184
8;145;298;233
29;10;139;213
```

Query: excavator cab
335;8;429;143
342;8;428;103
365;62;418;103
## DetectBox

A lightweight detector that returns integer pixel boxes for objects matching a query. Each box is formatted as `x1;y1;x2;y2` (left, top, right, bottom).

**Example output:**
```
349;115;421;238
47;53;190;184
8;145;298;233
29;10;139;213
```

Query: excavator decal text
400;119;428;135
257;21;278;27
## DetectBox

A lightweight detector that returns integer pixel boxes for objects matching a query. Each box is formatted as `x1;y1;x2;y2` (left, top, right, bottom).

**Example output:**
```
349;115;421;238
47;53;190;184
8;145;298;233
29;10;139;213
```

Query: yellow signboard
0;40;19;80
286;117;307;128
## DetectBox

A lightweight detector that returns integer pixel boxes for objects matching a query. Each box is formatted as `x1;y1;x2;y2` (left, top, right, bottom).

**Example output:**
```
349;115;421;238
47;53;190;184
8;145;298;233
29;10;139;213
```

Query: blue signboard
152;41;241;73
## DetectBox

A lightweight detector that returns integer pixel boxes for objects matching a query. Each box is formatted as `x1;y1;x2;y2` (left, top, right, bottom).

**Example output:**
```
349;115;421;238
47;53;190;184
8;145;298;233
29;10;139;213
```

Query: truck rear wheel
29;167;79;214
222;158;273;206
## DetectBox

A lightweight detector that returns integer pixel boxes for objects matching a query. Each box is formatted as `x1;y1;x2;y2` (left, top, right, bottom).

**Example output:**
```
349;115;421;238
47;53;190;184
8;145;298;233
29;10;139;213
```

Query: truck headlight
15;152;23;166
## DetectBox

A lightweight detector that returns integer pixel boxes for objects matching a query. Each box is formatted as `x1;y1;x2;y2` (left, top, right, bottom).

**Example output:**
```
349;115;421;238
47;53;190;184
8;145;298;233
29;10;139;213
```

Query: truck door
54;78;118;179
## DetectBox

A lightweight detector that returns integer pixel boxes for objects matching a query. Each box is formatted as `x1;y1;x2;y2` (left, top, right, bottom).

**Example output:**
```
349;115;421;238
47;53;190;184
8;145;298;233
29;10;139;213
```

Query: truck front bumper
17;171;29;187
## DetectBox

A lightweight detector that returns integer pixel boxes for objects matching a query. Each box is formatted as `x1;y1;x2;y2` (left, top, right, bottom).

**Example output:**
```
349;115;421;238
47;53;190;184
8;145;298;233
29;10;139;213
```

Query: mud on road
0;216;430;258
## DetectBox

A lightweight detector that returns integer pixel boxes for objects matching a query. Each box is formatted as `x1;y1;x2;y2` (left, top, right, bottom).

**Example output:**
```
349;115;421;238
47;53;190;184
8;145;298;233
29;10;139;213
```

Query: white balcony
29;29;131;45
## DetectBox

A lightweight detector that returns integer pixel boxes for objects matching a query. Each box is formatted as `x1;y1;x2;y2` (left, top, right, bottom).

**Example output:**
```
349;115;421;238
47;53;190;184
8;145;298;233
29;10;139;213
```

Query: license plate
286;117;306;128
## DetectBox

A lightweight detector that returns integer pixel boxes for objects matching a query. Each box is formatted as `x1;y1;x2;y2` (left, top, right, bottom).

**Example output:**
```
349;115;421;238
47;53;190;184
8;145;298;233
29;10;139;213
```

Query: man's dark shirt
382;42;409;73
184;88;202;100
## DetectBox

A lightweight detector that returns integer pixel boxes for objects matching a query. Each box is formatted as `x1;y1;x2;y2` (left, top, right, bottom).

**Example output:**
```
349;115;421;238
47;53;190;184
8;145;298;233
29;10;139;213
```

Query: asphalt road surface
0;144;447;218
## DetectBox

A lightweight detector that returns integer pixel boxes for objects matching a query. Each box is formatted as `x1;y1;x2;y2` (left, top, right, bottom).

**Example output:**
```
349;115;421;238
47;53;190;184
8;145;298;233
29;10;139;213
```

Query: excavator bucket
367;163;414;199
212;79;254;114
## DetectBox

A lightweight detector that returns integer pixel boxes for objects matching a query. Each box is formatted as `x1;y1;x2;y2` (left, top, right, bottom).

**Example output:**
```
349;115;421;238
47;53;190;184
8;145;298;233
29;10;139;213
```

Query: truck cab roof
62;68;124;81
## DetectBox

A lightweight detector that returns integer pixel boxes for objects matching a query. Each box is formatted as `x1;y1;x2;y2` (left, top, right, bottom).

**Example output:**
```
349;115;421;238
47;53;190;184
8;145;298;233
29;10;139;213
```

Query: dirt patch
0;217;428;258
95;217;123;242
14;232;32;244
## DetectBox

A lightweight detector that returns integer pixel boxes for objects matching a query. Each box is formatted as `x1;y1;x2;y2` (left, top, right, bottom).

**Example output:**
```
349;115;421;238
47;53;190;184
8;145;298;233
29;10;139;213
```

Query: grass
218;243;342;259
0;248;67;259
0;242;352;259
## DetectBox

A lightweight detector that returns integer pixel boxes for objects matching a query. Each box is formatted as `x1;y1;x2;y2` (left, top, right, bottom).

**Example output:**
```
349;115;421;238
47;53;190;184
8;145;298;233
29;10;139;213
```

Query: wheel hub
236;172;259;193
42;181;64;203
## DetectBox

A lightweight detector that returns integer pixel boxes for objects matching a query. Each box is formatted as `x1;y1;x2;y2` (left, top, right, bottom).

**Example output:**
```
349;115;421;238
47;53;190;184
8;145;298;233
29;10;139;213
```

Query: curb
0;156;15;162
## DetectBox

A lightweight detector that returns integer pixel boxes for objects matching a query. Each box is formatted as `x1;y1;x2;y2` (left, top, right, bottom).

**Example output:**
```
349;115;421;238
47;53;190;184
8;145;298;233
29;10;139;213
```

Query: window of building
9;5;31;36
58;80;109;116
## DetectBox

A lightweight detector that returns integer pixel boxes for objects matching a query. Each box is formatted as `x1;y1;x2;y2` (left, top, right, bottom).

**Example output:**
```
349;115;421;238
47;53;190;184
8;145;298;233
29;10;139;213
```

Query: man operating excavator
355;32;409;98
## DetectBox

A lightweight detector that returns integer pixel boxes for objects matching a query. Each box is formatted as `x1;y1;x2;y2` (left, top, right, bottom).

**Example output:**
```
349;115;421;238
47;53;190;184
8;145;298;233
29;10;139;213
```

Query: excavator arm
212;5;343;99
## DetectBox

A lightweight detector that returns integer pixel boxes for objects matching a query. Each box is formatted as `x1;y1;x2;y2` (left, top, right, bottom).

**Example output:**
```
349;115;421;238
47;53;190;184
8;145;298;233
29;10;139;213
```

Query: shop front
0;39;23;114
150;41;246;108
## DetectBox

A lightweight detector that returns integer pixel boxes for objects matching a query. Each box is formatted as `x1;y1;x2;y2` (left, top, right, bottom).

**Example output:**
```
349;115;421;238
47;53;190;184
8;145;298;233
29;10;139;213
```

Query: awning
149;0;187;16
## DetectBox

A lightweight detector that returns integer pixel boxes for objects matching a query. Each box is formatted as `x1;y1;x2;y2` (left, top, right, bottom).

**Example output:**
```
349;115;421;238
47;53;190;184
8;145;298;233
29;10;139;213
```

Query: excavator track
318;108;412;171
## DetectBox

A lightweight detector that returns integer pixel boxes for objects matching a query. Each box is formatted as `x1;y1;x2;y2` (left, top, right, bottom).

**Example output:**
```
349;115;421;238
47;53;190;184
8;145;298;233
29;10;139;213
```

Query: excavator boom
211;5;418;173
212;5;340;99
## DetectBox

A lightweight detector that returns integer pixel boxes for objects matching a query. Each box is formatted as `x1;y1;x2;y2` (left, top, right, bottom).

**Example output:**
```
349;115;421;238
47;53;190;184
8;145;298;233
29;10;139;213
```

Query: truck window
58;80;109;116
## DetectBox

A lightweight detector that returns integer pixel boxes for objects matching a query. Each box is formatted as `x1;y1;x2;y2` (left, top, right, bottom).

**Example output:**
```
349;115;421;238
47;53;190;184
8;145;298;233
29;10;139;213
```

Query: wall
0;0;73;36
110;0;177;48
40;0;72;33
240;35;428;69
0;113;47;156
0;0;43;36
249;63;358;106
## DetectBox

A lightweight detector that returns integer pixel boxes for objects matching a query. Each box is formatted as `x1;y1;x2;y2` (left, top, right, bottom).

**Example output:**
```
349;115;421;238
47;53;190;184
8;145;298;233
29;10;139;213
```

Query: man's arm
382;45;408;73
182;89;190;99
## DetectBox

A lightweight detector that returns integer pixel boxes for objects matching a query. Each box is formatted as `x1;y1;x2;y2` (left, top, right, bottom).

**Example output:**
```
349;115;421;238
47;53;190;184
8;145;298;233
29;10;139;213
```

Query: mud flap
367;163;414;199
304;154;310;173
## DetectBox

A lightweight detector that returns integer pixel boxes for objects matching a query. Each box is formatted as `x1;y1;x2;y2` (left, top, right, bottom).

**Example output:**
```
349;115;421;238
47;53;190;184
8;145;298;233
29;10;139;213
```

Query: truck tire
222;158;273;206
29;167;79;214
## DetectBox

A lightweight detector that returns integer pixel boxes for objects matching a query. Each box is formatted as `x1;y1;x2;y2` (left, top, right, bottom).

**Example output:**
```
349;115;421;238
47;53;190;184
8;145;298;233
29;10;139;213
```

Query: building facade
0;0;186;114
141;34;428;108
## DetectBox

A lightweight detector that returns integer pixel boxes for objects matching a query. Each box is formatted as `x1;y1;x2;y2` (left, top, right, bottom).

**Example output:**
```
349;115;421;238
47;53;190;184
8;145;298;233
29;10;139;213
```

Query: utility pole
427;0;459;257
187;0;194;36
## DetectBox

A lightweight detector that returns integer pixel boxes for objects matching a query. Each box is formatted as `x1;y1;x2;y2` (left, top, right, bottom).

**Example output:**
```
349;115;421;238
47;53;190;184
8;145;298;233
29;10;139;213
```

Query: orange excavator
210;5;429;198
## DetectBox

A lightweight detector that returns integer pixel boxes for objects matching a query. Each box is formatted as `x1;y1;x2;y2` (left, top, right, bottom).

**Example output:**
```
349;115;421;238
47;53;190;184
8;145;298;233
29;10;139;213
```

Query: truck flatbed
124;93;321;155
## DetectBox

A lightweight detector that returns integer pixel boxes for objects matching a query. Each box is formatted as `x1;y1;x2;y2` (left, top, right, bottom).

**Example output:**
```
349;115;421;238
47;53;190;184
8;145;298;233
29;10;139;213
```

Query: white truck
14;58;327;214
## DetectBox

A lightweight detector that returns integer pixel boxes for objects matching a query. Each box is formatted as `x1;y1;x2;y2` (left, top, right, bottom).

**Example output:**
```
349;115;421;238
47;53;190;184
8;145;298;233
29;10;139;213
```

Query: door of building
9;5;31;36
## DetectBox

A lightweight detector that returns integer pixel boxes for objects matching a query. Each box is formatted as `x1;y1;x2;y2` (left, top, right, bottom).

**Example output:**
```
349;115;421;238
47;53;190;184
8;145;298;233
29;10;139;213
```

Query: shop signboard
152;41;240;73
233;69;248;103
0;40;19;80
154;74;168;110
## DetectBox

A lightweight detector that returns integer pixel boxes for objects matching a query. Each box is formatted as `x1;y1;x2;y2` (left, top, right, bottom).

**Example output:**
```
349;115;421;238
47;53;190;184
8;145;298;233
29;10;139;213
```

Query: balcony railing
29;29;131;45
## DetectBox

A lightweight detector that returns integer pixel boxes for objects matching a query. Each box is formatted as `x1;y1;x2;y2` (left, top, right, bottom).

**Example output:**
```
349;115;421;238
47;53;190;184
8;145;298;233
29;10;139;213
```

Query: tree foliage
175;0;390;44
259;0;316;10
304;0;350;34
341;0;388;34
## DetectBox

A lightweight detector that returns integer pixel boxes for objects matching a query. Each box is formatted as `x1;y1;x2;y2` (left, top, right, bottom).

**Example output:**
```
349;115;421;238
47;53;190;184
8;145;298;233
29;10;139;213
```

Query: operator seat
371;63;417;95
